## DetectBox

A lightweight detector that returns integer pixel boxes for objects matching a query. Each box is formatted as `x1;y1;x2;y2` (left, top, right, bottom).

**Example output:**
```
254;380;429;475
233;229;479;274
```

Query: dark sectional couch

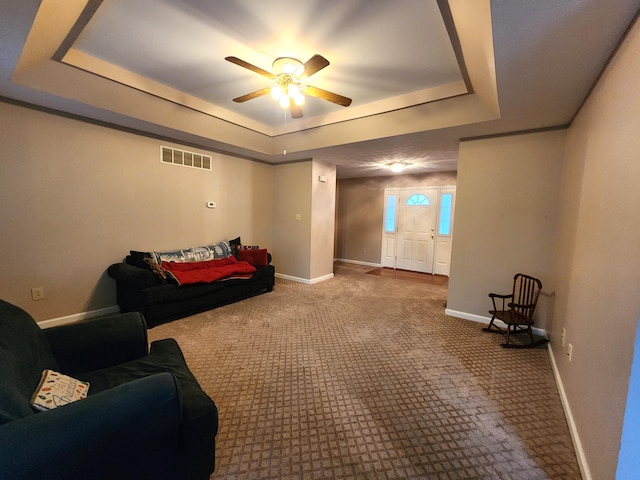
108;241;275;327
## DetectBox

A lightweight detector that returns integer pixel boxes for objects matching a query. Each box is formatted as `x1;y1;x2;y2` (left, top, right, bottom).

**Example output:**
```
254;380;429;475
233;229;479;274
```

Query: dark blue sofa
0;299;218;480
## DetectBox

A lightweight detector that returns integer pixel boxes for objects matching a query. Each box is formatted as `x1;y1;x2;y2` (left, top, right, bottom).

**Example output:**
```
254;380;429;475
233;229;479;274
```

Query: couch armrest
43;312;148;375
108;261;158;289
0;373;182;480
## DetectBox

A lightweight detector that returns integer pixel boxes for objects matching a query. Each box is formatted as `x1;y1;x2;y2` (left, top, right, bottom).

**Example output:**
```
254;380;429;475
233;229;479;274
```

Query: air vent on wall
160;146;212;171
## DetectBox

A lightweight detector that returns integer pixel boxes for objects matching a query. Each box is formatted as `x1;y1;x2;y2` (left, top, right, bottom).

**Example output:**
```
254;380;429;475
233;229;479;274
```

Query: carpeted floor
366;267;449;286
148;262;581;479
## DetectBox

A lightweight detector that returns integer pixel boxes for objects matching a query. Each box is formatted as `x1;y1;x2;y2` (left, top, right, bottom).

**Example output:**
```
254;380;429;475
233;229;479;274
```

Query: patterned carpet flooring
148;262;581;479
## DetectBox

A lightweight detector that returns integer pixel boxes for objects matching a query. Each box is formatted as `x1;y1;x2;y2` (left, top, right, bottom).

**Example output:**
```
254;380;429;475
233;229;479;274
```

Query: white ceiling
1;0;639;178
72;0;465;127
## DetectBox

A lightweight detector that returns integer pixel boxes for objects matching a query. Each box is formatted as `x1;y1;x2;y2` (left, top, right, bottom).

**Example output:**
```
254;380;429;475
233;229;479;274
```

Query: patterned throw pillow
143;257;168;283
151;241;232;264
127;250;152;268
31;370;89;411
229;237;242;257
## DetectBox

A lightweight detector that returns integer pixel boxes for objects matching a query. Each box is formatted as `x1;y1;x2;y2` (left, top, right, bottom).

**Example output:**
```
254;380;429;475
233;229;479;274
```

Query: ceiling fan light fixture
226;53;351;118
288;84;299;96
293;93;305;106
288;85;305;106
270;86;283;101
278;95;290;108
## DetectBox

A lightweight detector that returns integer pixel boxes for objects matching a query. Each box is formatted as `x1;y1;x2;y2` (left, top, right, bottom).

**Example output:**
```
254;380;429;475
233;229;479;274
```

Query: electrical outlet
561;328;566;346
567;343;573;362
31;287;45;301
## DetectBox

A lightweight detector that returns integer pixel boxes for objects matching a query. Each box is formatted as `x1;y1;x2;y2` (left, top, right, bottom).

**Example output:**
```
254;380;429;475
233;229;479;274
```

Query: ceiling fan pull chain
283;108;287;155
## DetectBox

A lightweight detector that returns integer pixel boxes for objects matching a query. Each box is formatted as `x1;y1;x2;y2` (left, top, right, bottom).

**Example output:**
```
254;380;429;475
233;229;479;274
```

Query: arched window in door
406;194;430;206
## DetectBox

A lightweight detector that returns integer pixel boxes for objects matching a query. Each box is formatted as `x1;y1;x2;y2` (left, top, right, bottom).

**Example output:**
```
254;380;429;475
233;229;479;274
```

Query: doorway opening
381;186;456;275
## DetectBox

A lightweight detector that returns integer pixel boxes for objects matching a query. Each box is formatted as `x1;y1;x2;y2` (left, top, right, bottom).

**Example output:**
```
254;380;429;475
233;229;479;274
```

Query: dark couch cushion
81;338;215;423
79;338;218;477
142;281;226;306
0;300;59;424
140;264;274;306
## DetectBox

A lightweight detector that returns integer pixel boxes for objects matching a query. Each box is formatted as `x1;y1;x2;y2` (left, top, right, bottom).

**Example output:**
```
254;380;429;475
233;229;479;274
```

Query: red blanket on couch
161;257;257;285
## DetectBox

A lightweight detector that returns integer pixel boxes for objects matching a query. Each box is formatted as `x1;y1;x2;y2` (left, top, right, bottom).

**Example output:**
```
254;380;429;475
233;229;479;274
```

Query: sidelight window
438;193;453;235
385;195;397;232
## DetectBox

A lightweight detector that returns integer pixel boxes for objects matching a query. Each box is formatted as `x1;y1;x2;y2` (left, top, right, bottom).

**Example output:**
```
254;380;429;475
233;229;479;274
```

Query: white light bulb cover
279;95;290;108
293;91;305;106
271;86;283;100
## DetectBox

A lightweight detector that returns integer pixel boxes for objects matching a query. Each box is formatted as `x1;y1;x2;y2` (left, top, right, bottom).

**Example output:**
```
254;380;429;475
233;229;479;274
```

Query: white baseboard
445;308;489;324
548;345;591;480
310;273;335;284
275;272;334;285
445;308;547;338
38;305;121;329
334;258;382;268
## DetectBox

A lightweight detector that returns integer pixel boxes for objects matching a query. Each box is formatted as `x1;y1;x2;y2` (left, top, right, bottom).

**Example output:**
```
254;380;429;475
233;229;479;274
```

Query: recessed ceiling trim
52;0;103;62
437;0;474;94
270;81;469;135
60;47;270;134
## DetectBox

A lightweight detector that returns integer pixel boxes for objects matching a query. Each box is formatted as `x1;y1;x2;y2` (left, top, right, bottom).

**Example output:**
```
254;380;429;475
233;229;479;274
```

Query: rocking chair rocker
483;273;548;348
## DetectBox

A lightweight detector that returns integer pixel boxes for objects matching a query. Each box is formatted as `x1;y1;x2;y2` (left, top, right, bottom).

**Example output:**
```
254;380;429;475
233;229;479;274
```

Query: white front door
382;187;455;275
395;189;437;273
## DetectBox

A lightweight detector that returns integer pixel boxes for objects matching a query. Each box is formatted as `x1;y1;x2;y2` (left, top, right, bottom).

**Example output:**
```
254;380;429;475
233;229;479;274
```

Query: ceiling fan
225;54;352;118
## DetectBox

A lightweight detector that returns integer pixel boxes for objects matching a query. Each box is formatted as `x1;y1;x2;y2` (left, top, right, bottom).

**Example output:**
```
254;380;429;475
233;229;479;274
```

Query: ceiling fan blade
225;56;275;79
289;100;303;119
302;54;330;78
305;86;352;107
232;88;271;103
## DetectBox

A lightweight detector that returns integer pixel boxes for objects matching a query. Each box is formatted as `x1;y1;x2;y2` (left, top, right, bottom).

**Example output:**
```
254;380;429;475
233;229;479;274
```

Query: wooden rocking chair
483;273;548;348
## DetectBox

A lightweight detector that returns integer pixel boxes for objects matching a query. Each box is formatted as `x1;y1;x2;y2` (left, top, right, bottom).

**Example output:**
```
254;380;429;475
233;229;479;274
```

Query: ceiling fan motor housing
272;57;304;76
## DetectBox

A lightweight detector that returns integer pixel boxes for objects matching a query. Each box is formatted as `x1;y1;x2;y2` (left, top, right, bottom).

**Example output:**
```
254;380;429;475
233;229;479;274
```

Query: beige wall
335;172;457;264
550;18;640;480
310;161;337;280
271;161;313;280
446;130;566;331
0;101;274;322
